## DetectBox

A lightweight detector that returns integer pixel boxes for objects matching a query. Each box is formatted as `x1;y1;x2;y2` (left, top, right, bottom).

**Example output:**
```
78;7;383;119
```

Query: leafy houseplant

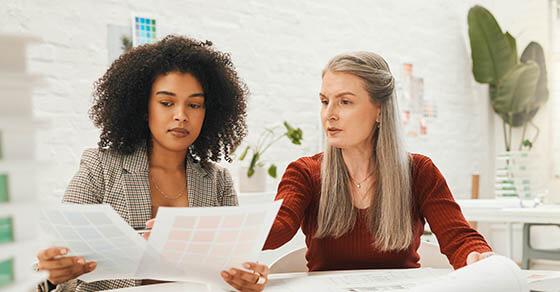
468;5;549;151
238;121;303;178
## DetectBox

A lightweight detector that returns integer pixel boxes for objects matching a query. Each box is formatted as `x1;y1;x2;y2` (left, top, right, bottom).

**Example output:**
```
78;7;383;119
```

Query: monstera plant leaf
468;5;516;83
490;62;540;126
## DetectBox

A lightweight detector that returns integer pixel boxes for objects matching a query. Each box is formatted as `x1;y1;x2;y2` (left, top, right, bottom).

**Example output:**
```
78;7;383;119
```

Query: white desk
107;268;560;291
457;199;560;259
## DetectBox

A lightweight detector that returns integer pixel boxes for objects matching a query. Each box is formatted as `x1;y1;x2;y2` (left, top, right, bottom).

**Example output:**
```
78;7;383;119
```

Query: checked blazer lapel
122;145;153;229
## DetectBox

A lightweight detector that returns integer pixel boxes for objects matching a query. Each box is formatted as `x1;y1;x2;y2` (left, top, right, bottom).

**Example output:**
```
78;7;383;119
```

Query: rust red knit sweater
263;153;492;270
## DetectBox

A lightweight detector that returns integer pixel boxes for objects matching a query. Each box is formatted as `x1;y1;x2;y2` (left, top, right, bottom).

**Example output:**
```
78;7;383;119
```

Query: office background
1;0;558;265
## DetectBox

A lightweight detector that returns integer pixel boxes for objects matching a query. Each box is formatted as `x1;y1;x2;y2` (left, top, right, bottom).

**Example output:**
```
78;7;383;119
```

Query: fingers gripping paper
38;204;147;282
38;201;282;287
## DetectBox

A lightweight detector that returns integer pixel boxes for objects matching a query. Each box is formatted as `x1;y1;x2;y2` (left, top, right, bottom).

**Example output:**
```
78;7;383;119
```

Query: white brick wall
0;0;553;202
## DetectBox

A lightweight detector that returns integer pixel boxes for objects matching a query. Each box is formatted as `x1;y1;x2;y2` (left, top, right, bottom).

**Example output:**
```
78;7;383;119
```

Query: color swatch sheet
39;204;146;282
39;201;282;286
132;16;157;46
136;200;282;287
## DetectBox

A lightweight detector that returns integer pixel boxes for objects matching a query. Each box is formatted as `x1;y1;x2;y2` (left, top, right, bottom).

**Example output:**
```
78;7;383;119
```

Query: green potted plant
468;5;549;199
237;121;303;192
467;5;549;151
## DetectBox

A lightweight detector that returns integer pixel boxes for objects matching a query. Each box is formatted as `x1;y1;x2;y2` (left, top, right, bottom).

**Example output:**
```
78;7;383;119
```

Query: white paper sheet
135;200;282;288
38;201;282;288
266;268;449;292
39;204;147;282
267;256;530;292
409;255;528;292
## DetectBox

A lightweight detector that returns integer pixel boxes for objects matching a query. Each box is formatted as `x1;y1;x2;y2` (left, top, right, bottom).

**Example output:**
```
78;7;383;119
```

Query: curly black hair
89;35;248;164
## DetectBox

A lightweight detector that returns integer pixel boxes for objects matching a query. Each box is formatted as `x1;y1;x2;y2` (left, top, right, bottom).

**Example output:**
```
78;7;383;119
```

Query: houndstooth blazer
40;144;238;292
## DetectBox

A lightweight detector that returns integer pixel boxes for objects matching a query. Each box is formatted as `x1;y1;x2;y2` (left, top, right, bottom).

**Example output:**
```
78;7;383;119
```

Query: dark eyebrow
155;91;205;98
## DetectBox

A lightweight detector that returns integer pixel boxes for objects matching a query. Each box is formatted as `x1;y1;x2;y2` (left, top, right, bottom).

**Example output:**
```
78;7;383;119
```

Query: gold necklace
351;173;374;189
149;175;187;200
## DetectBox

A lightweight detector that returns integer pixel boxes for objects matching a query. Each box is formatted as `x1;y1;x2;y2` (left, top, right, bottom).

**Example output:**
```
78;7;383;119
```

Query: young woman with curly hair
36;35;267;292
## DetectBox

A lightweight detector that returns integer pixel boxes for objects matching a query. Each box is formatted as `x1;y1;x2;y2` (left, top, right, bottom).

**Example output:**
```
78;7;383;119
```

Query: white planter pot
238;166;266;193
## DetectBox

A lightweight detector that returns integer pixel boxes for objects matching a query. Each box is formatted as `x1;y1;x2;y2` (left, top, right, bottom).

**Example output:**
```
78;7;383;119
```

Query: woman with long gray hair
262;51;493;273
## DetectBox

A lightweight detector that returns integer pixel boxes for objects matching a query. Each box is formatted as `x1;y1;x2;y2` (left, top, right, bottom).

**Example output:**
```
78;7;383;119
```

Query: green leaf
468;5;516;83
247;167;255;178
239;146;250;161
248;152;259;171
505;32;517;63
522;139;533;149
268;164;277;178
521;42;549;108
491;62;540;126
284;121;303;145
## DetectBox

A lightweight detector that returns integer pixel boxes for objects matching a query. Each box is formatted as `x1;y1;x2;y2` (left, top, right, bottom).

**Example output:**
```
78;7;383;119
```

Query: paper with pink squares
135;200;282;286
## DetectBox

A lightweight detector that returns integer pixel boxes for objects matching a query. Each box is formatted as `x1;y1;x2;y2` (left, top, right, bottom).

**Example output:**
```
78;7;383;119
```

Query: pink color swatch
216;229;239;243
172;216;197;229
222;214;245;228
188;243;211;254
192;230;216;242
168;229;192;241
197;216;222;229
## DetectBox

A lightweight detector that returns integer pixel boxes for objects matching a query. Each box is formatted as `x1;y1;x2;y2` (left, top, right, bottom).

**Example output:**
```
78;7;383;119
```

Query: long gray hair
314;52;413;251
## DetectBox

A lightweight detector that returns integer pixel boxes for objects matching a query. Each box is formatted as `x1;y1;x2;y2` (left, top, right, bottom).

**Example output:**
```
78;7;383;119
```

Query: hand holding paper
38;201;282;289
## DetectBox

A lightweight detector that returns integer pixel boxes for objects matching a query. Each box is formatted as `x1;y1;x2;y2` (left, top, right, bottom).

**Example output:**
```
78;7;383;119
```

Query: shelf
0;202;39;217
0;240;41;263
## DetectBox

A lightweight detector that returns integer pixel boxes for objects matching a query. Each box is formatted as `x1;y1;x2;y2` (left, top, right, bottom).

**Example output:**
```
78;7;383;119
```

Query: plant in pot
467;5;549;199
237;121;303;192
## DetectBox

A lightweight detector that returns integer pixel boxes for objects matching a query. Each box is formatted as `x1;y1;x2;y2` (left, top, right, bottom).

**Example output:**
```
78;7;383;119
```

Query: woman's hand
36;247;96;284
221;262;269;292
466;251;494;265
142;219;155;240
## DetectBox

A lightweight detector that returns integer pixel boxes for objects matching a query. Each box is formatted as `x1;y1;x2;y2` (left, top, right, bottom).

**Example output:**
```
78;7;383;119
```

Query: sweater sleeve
415;156;492;269
263;157;315;250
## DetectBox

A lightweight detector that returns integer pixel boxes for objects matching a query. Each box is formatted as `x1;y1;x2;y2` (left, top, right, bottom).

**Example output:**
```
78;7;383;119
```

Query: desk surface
108;268;560;292
457;199;560;224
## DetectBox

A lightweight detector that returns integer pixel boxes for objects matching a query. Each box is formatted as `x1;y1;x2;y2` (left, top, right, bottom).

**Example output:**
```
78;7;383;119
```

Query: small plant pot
238;166;266;193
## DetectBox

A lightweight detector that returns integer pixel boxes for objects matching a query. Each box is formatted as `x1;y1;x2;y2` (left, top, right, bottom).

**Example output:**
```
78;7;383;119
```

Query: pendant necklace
351;172;374;189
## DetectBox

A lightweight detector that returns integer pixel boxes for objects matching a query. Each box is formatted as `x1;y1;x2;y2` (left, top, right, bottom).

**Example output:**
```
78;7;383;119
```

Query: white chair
417;240;452;269
269;247;307;273
269;241;450;273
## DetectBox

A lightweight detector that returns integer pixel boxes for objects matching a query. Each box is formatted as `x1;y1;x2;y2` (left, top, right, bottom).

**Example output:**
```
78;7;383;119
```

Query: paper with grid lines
135;200;282;287
39;204;147;282
39;201;282;287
